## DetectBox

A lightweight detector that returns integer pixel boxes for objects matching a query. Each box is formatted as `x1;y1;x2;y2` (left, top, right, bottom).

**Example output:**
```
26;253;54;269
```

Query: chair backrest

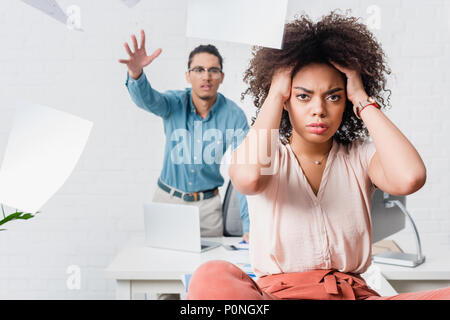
222;181;407;241
222;181;243;236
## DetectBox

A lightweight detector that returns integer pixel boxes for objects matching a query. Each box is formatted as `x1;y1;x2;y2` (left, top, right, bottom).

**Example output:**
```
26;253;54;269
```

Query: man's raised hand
119;30;162;80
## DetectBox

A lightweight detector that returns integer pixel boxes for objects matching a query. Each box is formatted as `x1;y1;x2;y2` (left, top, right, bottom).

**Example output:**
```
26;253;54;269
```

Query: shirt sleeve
230;108;250;151
125;72;175;119
360;137;377;170
351;137;377;190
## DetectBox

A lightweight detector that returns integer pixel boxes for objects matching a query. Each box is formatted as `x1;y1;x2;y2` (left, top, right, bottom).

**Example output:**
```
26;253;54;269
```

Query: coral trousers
187;260;450;300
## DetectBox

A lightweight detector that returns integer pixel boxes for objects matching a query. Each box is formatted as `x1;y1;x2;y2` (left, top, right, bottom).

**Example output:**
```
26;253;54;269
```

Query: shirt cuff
126;71;146;86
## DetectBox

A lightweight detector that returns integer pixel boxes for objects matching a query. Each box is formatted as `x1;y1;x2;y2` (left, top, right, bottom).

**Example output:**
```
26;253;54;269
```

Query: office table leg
116;280;132;300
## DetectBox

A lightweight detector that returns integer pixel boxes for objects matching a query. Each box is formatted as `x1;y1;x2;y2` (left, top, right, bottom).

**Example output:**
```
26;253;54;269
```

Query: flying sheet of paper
186;0;288;49
21;0;68;25
120;0;141;8
0;103;93;213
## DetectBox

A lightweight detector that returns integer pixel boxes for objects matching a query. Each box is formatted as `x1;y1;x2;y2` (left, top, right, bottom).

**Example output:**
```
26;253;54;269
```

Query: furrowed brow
293;87;344;95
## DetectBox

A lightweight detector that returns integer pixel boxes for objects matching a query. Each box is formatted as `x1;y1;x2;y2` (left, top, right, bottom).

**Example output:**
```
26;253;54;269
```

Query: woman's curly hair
241;10;392;145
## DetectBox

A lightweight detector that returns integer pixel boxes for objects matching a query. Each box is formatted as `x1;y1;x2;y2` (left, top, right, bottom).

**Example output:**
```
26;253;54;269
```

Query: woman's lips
307;126;328;134
308;127;327;134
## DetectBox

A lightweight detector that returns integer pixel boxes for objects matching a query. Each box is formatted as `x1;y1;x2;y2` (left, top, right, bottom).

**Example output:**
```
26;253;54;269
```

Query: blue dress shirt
126;72;250;233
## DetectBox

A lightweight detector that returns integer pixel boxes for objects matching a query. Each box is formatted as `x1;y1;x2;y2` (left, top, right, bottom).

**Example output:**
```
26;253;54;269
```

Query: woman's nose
311;98;327;117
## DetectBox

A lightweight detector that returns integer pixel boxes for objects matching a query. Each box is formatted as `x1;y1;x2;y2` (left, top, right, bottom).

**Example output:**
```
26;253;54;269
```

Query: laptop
143;202;222;253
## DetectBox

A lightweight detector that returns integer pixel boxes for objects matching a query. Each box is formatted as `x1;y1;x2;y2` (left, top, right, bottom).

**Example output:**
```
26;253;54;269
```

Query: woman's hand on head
329;60;368;106
268;67;293;103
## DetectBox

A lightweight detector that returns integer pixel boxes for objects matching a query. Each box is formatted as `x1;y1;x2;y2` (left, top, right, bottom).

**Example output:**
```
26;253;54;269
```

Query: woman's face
285;63;347;144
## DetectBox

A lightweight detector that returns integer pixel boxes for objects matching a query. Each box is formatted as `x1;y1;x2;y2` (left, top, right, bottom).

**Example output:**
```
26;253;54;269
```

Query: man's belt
157;179;219;202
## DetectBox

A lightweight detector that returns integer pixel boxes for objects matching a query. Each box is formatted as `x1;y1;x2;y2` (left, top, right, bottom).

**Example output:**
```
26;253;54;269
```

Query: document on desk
0;102;93;213
226;249;250;264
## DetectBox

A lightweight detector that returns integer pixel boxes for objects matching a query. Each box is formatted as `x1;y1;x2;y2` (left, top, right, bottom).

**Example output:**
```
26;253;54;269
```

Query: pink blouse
247;137;377;277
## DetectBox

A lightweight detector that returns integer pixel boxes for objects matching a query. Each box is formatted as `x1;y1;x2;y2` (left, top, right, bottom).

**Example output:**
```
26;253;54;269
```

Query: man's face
186;52;224;101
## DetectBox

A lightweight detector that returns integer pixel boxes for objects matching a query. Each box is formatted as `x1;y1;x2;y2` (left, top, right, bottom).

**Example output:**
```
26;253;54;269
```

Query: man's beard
198;93;215;101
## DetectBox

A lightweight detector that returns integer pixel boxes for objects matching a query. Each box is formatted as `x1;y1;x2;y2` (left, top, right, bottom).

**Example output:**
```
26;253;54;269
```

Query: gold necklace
289;138;332;165
299;151;330;165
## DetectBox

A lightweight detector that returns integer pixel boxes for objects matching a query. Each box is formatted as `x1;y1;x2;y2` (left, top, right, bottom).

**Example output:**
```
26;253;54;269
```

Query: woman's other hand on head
268;67;293;103
328;60;367;105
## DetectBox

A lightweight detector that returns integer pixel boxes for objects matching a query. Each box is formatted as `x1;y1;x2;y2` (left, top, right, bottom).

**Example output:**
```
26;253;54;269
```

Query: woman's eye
328;94;341;102
296;94;309;101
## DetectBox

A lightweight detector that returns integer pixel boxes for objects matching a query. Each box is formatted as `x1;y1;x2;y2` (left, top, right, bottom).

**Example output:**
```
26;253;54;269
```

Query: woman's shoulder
335;137;374;155
335;137;376;169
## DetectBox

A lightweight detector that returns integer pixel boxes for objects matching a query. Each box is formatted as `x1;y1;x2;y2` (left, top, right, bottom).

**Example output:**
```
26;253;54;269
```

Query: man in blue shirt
119;30;249;240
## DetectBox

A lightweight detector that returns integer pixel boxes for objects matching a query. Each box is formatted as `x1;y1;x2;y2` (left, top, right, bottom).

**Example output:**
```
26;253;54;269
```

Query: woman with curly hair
187;11;449;300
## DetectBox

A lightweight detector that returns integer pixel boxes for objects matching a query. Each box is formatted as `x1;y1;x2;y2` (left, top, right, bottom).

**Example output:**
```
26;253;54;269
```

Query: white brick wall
0;0;449;299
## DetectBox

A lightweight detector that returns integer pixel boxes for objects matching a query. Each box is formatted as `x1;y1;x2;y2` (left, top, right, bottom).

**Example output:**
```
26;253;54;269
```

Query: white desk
372;245;450;293
105;238;450;299
105;237;249;300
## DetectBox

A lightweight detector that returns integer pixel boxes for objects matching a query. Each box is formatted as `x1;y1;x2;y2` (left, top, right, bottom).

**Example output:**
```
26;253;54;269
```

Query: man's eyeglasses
188;66;223;79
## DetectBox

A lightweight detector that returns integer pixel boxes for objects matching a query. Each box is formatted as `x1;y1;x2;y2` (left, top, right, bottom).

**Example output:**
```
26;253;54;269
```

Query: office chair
222;181;243;237
222;181;425;267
